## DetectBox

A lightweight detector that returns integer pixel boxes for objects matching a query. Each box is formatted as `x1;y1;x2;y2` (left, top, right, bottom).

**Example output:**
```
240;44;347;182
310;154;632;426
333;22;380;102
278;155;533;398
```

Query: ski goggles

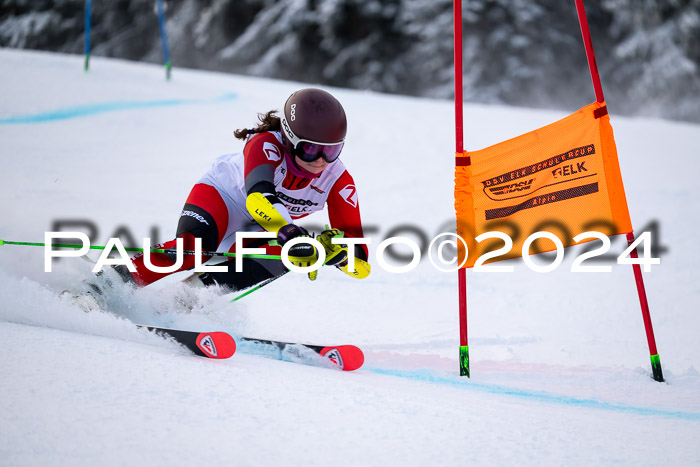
281;115;344;163
292;140;345;163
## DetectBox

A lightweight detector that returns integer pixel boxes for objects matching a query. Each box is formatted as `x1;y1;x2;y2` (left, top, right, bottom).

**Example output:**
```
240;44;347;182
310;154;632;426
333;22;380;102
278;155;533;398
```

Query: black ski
139;325;236;359
238;337;364;371
136;325;361;370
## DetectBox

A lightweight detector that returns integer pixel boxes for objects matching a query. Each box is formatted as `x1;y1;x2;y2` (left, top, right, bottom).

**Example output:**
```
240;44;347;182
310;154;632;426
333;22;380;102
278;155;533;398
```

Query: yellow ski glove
317;228;371;279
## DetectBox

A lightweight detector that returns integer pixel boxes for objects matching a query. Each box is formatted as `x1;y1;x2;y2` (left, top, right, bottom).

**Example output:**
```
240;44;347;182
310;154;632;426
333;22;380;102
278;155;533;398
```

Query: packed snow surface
1;49;699;466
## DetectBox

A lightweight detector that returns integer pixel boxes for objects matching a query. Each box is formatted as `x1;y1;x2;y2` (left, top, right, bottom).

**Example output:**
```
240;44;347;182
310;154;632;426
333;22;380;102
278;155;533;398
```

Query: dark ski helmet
280;88;347;163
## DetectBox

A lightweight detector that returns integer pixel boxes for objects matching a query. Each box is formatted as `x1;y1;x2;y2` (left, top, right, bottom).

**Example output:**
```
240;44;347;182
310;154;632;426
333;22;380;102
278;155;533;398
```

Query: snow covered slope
1;49;699;465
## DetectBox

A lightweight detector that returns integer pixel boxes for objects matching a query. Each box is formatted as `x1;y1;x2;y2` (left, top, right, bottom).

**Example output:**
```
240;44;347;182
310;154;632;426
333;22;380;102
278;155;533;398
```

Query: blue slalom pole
84;0;92;72
156;0;172;80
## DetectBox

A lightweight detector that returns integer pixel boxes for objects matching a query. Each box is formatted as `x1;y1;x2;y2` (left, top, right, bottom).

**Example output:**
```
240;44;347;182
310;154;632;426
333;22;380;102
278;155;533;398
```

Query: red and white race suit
199;131;366;253
128;131;367;287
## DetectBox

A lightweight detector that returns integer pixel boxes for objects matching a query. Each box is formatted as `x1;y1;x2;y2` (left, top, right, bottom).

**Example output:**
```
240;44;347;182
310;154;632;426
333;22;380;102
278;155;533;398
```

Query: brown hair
233;110;281;140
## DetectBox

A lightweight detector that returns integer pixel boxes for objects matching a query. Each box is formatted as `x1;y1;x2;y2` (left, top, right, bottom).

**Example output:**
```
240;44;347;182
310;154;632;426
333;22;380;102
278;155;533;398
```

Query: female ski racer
115;88;369;291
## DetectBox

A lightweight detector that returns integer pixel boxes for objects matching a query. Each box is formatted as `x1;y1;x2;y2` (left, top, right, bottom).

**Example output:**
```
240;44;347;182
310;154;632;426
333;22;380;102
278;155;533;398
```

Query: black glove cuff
277;223;309;246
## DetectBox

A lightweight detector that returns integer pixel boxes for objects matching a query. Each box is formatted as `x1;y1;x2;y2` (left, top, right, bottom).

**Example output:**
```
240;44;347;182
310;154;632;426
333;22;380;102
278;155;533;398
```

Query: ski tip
196;332;236;359
320;345;364;371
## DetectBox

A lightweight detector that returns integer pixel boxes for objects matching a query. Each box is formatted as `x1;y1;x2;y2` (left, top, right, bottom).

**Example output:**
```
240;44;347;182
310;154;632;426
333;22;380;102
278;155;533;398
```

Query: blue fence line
0;93;238;124
367;367;700;421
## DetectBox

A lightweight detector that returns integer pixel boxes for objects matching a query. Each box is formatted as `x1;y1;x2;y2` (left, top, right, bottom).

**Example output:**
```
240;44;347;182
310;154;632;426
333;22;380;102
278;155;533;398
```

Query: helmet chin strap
284;150;323;179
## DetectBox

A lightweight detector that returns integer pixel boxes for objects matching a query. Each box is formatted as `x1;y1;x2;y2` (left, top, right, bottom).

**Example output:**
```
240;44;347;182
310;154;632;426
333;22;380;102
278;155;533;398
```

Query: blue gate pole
156;0;172;80
84;0;92;72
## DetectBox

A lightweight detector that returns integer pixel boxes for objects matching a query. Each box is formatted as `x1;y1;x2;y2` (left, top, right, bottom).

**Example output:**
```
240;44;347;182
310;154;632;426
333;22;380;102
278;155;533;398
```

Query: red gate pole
574;0;605;103
454;0;469;377
574;0;663;382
